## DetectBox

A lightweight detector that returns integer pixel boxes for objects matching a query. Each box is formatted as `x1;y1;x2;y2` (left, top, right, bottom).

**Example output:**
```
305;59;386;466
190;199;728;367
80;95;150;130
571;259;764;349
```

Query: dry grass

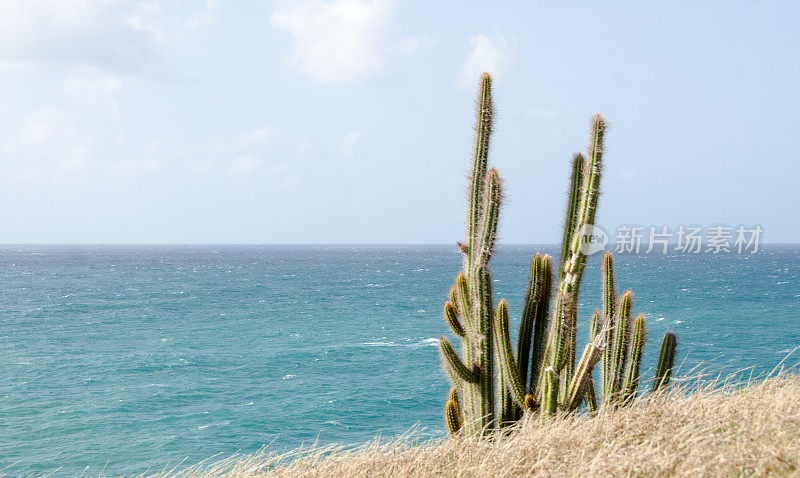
153;371;800;477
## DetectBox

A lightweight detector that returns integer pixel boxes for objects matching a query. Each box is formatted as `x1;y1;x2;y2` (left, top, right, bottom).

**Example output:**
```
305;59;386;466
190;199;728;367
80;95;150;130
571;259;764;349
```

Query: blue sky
0;1;798;243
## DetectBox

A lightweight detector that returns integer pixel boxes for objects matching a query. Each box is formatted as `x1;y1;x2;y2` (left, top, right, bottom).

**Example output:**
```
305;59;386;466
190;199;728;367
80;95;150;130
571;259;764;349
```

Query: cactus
437;73;500;435
653;331;678;393
439;73;678;435
526;254;552;400
493;299;526;425
604;291;633;406
600;252;616;394
621;314;646;403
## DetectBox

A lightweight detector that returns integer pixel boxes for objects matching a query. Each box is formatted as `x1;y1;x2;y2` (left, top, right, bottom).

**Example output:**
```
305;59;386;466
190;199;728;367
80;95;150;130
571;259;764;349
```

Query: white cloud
339;132;364;155
0;1;159;70
227;155;263;176
270;0;397;83
0;1;218;71
459;33;514;88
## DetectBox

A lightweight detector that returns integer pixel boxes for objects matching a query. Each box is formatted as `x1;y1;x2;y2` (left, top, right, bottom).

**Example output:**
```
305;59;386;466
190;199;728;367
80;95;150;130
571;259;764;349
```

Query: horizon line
0;242;795;247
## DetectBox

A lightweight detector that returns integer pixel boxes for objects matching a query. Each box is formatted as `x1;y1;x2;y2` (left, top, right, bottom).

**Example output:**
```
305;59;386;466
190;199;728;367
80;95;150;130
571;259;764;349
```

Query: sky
0;1;798;244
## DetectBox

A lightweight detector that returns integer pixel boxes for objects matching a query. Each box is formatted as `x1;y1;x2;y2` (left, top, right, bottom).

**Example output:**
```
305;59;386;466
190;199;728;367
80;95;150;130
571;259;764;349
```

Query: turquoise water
1;245;798;476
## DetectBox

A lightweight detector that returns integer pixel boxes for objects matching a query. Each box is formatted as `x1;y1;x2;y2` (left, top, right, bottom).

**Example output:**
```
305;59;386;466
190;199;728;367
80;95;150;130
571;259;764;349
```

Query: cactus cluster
439;73;678;435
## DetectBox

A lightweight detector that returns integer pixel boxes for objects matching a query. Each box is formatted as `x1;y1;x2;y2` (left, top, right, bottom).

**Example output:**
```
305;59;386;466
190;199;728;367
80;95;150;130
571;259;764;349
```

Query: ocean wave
361;338;438;349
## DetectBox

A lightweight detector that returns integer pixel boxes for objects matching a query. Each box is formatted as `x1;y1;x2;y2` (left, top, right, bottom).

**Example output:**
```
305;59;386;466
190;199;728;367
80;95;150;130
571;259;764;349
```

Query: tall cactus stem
493;300;527;409
652;331;677;393
600;252;616;396
605;291;633;405
528;255;552;396
621;313;646;402
465;73;493;271
517;254;543;389
470;265;495;431
561;115;606;297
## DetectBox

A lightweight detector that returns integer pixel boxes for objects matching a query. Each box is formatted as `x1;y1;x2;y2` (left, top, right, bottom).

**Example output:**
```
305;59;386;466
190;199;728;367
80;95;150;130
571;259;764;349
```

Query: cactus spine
440;74;678;435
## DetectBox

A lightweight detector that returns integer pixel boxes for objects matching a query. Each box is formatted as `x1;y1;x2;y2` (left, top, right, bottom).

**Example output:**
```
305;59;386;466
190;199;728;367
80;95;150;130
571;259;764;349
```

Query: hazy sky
1;1;798;244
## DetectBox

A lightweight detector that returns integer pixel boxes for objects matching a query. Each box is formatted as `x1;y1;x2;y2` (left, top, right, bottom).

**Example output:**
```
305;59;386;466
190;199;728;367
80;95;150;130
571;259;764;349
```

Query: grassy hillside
156;373;800;477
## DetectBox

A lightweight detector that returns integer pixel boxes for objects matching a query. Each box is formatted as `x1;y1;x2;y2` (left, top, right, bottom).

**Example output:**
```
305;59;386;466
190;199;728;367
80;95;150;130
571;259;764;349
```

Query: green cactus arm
445;389;464;435
443;301;465;337
564;340;603;411
517;253;543;389
574;115;606;232
529;254;552;396
466;73;493;270
474;168;502;267
605;291;633;405
470;265;495;431
540;366;559;418
558;153;585;283
493;299;527;408
439;337;479;384
652;331;677;393
601;252;617;323
449;284;459;310
621;313;646;402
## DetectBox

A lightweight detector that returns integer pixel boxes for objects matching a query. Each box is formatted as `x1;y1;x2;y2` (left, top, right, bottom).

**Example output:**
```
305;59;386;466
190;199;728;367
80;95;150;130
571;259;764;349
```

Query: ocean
0;245;798;476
